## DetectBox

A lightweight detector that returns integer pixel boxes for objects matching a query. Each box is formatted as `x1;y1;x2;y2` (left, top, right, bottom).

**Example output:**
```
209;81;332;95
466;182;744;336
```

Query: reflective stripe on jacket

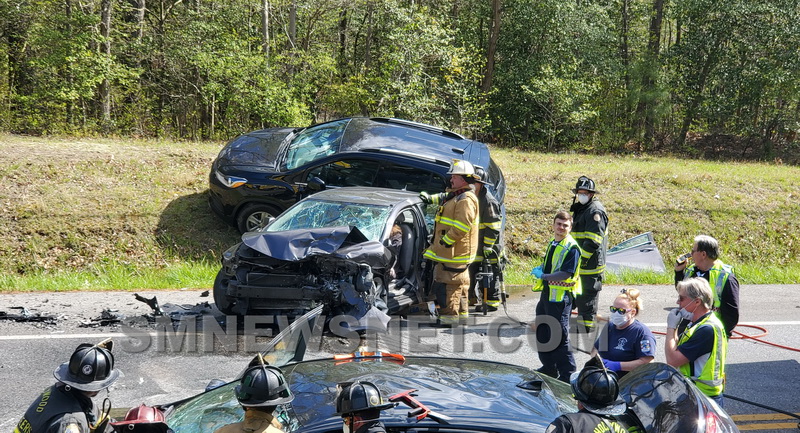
423;188;479;270
533;235;583;301
571;199;608;275
678;313;727;397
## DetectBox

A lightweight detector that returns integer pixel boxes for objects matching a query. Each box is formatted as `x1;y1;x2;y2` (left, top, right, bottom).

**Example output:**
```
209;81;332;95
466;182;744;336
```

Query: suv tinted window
307;159;380;187
376;163;447;193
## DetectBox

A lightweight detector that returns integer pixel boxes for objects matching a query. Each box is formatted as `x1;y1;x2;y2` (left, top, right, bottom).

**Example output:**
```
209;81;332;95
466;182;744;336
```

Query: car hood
217;127;294;170
242;226;371;261
241;226;391;270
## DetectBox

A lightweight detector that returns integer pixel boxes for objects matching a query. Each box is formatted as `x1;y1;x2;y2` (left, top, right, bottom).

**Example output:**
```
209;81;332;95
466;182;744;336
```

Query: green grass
1;134;799;292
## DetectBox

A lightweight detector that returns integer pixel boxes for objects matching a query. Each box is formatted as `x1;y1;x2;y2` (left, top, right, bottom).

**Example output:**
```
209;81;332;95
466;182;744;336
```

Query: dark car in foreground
208;117;505;233
162;308;740;433
213;187;433;319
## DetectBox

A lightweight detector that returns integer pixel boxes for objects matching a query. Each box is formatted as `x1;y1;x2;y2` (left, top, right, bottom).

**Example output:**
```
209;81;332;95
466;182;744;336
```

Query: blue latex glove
602;358;622;372
530;266;543;279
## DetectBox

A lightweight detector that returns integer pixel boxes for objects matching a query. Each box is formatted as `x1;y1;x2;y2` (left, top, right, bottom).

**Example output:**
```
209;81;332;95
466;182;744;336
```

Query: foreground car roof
167;356;576;433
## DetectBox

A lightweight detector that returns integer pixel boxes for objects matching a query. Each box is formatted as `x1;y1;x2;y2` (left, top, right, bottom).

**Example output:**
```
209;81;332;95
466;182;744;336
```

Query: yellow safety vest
532;235;582;301
678;312;727;397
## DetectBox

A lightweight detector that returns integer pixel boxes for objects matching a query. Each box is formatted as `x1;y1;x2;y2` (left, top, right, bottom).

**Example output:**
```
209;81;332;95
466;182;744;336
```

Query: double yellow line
733;413;800;431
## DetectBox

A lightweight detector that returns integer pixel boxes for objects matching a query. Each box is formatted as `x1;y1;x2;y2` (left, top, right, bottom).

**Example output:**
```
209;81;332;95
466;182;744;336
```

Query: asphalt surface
1;284;798;432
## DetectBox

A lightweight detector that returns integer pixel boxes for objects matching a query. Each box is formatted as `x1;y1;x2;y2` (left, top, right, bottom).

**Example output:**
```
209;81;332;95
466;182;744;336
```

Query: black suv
208;117;506;233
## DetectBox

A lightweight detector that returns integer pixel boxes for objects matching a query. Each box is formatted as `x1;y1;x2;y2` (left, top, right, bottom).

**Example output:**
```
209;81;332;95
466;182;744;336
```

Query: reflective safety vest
678;313;727;397
532;235;582;301
683;260;733;312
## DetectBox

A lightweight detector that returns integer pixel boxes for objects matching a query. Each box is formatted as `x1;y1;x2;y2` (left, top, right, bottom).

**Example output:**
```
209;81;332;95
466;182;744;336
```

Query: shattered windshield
266;199;391;242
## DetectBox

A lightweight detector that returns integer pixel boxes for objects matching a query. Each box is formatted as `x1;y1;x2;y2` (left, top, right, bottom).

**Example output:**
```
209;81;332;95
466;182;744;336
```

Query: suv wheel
213;270;236;315
237;203;280;233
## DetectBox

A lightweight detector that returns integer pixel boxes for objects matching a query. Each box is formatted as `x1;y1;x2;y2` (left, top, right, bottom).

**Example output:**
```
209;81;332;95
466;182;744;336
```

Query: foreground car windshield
266;199;391;241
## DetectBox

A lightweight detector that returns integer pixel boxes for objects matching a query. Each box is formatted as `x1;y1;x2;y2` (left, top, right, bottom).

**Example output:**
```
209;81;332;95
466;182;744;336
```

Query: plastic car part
237;203;281;233
213;270;236;315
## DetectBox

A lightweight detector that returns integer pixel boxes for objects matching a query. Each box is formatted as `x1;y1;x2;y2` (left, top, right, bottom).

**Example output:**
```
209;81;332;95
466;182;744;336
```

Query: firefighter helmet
474;166;490;185
110;404;170;431
570;366;626;415
235;365;294;407
447;159;477;177
571;176;597;194
54;340;122;392
334;381;395;415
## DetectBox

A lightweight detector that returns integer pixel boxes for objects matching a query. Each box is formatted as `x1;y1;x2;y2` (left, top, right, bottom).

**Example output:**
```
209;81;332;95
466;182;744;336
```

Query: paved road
1;285;798;431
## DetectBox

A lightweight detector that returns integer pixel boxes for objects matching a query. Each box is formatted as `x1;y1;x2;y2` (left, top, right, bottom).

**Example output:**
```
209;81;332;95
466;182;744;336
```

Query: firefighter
335;381;395;433
110;405;172;433
213;361;294;433
422;159;480;326
16;340;122;433
546;362;643;433
569;176;609;334
674;234;740;337
420;166;503;313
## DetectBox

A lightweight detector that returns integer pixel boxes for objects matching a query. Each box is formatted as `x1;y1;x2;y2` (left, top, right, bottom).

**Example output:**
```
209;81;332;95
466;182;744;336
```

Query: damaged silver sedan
213;187;433;323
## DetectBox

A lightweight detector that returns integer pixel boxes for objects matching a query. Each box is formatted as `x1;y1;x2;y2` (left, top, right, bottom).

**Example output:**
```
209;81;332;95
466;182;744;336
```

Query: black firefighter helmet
334;381;395;416
570;357;626;416
235;364;294;407
572;176;597;194
53;339;122;392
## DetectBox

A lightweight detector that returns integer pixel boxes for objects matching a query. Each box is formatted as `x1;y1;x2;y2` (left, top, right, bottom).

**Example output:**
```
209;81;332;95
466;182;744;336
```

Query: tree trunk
480;0;501;95
364;3;374;70
100;0;112;129
676;42;720;149
261;0;269;60
289;1;297;49
635;0;665;147
338;9;347;79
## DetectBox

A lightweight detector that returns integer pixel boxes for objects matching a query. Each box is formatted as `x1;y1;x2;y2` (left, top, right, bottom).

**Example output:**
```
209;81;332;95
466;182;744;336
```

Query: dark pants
468;261;500;305
535;290;576;382
574;274;602;333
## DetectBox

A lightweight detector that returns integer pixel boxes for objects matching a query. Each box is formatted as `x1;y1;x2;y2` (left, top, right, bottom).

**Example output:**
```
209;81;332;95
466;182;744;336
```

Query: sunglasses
609;306;629;314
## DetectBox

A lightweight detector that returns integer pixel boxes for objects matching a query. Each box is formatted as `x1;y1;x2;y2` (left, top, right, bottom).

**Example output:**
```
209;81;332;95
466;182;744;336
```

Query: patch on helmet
82;365;93;376
593;213;601;222
640;339;652;353
369;396;380;406
63;423;81;433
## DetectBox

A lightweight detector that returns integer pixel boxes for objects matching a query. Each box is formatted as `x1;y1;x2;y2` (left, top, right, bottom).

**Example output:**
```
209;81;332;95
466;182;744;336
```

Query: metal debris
134;293;164;316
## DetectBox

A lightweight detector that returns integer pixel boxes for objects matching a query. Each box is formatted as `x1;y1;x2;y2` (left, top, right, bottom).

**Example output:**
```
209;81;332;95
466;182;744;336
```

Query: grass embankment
1;134;799;292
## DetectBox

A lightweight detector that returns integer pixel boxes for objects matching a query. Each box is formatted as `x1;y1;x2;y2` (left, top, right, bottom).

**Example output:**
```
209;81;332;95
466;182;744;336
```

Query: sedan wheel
236;203;280;233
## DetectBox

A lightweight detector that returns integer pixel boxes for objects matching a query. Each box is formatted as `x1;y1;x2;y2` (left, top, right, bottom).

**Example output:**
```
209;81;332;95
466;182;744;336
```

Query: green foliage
0;0;799;160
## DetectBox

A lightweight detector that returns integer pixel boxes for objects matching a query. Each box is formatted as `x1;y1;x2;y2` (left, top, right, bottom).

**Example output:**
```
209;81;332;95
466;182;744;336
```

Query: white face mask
576;193;590;205
609;311;628;327
679;300;698;321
